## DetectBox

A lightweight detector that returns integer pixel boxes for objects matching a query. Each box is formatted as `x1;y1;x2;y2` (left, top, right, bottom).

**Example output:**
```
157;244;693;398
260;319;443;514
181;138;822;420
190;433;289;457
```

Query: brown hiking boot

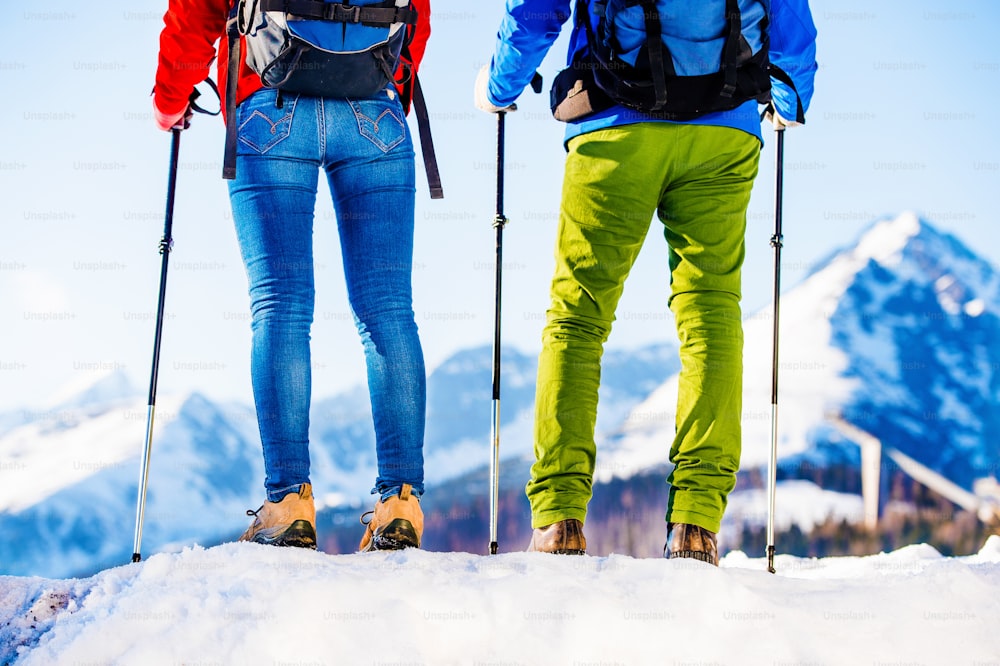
527;518;587;555
358;483;423;552
665;523;718;566
239;483;317;549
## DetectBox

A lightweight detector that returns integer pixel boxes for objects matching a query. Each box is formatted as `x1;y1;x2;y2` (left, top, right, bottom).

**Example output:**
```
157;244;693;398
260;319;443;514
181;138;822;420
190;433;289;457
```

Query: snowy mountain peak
852;210;922;268
777;213;1000;493
42;368;139;412
800;212;999;316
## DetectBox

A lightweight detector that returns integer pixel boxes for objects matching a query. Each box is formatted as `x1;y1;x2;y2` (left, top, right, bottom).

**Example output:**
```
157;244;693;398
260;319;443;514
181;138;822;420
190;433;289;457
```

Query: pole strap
189;78;222;117
763;65;806;124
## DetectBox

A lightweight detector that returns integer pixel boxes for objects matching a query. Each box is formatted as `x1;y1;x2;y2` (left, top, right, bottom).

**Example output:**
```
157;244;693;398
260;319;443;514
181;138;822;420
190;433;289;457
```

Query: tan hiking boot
527;518;587;555
665;522;718;566
358;483;423;552
239;483;317;549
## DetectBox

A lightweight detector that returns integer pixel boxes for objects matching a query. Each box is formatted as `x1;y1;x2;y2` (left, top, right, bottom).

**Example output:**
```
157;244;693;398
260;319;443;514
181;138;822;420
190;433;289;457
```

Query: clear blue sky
1;0;998;410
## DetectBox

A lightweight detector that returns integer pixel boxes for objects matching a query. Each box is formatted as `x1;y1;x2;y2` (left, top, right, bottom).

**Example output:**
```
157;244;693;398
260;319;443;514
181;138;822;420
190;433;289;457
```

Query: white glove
765;104;801;129
474;65;516;114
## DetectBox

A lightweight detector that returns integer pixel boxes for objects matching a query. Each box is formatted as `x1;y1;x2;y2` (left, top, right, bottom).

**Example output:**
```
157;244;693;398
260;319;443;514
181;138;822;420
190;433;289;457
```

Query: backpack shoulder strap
719;0;743;98
637;0;667;109
411;73;443;199
397;3;442;199
223;14;241;180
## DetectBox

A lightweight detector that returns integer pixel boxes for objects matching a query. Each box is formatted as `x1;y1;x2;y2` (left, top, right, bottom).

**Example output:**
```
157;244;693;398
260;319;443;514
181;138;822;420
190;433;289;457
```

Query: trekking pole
488;73;542;556
131;83;219;563
131;126;182;563
488;109;507;556
765;125;786;574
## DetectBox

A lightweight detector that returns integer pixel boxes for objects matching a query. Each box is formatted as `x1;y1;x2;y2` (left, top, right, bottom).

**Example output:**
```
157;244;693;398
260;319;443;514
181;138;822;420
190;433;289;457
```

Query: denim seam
317;96;326;159
267;483;304;504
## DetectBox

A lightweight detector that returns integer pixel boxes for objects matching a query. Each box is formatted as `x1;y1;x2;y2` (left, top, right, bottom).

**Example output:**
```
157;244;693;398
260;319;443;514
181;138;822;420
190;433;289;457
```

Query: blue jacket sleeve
487;0;573;107
768;0;818;122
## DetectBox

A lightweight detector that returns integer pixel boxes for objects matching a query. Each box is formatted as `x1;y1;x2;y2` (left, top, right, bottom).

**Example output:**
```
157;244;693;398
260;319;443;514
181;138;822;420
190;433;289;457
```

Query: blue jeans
228;87;425;504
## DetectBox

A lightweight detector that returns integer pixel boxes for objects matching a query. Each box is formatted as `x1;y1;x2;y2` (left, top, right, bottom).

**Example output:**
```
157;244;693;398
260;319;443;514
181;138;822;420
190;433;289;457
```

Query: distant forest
314;465;1000;559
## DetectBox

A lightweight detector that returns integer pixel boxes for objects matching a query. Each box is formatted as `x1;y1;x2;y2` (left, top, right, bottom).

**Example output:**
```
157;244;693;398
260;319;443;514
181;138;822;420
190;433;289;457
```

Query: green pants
527;123;760;534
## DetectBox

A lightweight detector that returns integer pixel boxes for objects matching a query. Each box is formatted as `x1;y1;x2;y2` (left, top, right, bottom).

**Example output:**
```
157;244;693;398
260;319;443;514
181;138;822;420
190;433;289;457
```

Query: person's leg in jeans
321;93;426;550
229;89;322;547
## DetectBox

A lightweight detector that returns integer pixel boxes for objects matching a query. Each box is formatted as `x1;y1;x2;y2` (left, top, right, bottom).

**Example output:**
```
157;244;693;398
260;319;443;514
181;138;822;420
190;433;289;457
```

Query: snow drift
2;537;999;664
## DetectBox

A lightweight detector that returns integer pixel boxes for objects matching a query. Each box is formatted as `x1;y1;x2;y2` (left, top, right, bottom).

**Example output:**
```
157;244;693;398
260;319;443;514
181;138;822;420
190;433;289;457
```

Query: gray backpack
221;0;441;199
235;0;416;97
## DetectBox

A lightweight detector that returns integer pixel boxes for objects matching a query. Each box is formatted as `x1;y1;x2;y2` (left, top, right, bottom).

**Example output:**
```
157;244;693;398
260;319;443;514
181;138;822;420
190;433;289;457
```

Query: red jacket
153;0;431;119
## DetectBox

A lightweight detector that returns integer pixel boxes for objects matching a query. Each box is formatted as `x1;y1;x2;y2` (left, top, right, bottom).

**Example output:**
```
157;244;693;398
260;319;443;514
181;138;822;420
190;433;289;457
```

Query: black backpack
551;0;772;122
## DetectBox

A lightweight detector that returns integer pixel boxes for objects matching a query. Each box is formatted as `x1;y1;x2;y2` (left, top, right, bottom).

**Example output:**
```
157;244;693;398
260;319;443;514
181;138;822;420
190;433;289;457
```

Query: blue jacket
486;0;818;144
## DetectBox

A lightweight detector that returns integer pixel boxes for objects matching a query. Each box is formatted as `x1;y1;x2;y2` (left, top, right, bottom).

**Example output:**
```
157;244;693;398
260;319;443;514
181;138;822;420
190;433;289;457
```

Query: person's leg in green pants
525;122;759;559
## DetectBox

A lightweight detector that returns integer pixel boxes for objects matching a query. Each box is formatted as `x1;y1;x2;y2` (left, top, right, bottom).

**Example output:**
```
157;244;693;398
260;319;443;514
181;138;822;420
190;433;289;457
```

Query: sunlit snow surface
2;536;999;664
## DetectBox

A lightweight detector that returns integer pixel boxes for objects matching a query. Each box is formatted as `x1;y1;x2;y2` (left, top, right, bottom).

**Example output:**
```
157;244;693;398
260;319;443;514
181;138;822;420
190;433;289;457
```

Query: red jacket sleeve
153;0;231;115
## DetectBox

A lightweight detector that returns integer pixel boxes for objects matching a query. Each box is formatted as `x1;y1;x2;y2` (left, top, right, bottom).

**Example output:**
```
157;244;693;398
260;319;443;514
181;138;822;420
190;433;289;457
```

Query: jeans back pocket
238;90;297;154
348;97;406;153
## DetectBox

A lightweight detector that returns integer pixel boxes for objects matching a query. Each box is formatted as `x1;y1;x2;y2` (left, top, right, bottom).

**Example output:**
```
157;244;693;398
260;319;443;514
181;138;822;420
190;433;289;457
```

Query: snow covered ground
3;537;999;665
